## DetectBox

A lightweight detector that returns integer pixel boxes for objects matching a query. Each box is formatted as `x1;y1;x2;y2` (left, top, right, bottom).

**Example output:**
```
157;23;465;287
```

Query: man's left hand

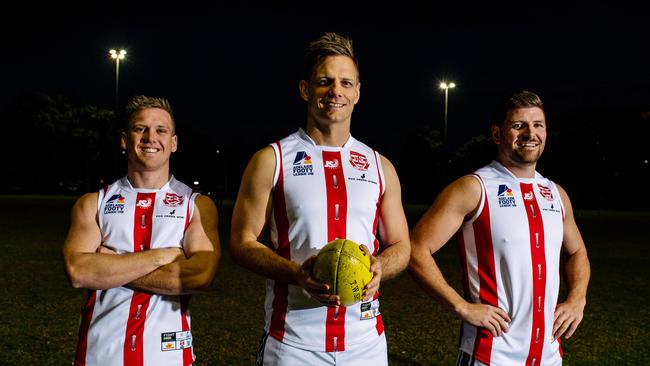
553;298;586;340
361;245;382;301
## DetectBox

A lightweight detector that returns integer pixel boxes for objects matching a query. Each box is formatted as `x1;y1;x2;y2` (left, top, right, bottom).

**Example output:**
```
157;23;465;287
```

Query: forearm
129;251;219;295
232;240;301;285
409;246;467;314
66;250;171;290
564;248;590;305
376;240;410;280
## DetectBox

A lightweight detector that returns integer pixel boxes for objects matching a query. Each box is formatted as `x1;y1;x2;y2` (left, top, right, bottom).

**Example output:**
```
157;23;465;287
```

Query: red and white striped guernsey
73;176;198;366
265;128;386;352
458;161;565;366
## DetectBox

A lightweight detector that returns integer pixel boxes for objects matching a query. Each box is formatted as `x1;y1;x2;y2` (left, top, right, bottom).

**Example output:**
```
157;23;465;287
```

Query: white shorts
257;332;388;366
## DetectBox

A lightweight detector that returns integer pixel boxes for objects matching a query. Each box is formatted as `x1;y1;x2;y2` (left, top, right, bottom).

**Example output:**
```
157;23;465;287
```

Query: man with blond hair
230;33;410;365
64;95;220;366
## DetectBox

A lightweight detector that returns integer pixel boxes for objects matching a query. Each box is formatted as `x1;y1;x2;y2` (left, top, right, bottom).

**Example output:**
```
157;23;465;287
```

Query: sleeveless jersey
265;128;386;352
458;161;565;366
73;176;198;366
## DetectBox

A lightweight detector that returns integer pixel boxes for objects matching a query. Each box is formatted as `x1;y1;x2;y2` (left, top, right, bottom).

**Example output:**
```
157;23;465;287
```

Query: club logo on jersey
538;184;554;201
293;151;314;176
349;151;370;171
497;184;516;207
104;194;126;214
324;158;339;169
136;197;153;209
163;193;184;207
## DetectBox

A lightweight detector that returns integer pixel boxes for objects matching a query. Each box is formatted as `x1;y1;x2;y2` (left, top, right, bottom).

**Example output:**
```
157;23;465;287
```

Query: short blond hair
124;95;175;132
303;32;359;81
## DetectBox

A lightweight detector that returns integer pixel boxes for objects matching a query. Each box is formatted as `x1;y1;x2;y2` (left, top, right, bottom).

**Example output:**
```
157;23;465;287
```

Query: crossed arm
229;148;410;305
63;193;220;295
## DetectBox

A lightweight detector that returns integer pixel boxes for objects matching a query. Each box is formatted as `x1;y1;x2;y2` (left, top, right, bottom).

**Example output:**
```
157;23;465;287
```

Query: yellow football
312;239;373;306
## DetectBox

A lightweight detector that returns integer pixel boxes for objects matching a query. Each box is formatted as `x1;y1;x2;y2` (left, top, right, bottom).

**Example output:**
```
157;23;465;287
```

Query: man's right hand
456;301;511;337
295;255;341;307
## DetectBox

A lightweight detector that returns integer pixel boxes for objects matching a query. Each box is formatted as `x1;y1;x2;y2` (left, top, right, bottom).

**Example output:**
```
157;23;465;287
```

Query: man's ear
171;134;178;153
299;80;309;102
120;131;128;151
491;125;501;144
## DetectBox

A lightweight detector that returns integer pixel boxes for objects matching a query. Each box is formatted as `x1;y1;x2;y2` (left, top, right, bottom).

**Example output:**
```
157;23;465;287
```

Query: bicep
63;193;102;258
410;176;481;254
230;147;276;246
377;156;409;246
557;184;586;255
183;195;220;257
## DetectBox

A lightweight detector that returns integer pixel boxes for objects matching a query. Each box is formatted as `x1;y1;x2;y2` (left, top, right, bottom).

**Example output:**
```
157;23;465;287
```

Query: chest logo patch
293;151;314;176
163;193;184;207
104;194;126;214
349;151;370;171
324;158;339;169
538;184;554;201
497;184;516;207
136;197;153;209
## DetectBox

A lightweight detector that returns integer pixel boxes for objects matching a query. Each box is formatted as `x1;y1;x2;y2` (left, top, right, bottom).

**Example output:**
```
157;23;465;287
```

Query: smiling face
492;106;547;169
121;107;177;173
299;55;361;128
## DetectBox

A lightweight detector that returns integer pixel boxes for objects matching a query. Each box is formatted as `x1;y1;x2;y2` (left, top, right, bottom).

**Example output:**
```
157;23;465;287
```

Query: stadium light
109;49;126;109
439;81;456;141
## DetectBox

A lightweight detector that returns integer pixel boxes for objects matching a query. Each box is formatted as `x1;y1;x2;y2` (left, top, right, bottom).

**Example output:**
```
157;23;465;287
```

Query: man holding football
230;32;410;365
409;90;590;365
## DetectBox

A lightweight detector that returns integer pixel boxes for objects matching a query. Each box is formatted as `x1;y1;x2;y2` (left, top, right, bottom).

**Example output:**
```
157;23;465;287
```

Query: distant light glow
645;160;648;164
193;181;200;185
440;81;456;90
109;49;126;60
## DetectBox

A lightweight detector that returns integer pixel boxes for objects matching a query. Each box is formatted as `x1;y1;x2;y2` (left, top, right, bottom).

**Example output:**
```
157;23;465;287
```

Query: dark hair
124;95;175;132
493;90;544;126
303;32;359;81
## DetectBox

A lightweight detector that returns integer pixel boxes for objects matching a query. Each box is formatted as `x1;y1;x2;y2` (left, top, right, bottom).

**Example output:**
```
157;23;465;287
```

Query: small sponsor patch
293;151;314;176
161;331;192;351
136;197;153;209
360;299;381;320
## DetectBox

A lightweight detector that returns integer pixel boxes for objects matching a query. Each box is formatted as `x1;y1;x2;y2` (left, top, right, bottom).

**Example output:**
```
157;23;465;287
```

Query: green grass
0;196;648;365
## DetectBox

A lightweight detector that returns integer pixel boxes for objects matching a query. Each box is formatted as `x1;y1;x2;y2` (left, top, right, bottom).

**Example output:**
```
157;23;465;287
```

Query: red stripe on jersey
184;194;193;233
521;183;547;366
457;231;471;300
73;290;97;366
472;180;497;363
124;192;156;366
322;150;348;351
371;151;384;335
180;295;193;365
270;142;291;341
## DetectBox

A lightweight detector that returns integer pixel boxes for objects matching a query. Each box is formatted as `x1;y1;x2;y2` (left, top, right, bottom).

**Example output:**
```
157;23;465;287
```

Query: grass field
0;195;648;365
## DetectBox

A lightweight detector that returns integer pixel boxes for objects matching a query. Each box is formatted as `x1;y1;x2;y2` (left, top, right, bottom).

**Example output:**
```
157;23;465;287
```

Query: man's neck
497;158;537;179
126;169;171;189
304;119;351;147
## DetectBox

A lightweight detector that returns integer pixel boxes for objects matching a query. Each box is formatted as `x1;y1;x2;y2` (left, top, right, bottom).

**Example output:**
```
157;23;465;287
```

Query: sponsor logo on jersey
104;194;126;214
136;197;153;209
163;193;184;207
324;158;339;169
523;192;534;201
349;151;370;171
347;172;378;185
542;203;562;214
293;151;314;176
161;331;193;351
538;184;554;201
497;184;516;207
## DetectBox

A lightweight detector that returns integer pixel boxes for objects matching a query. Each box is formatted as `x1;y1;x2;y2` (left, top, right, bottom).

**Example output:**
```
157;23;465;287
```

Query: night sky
2;3;649;204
